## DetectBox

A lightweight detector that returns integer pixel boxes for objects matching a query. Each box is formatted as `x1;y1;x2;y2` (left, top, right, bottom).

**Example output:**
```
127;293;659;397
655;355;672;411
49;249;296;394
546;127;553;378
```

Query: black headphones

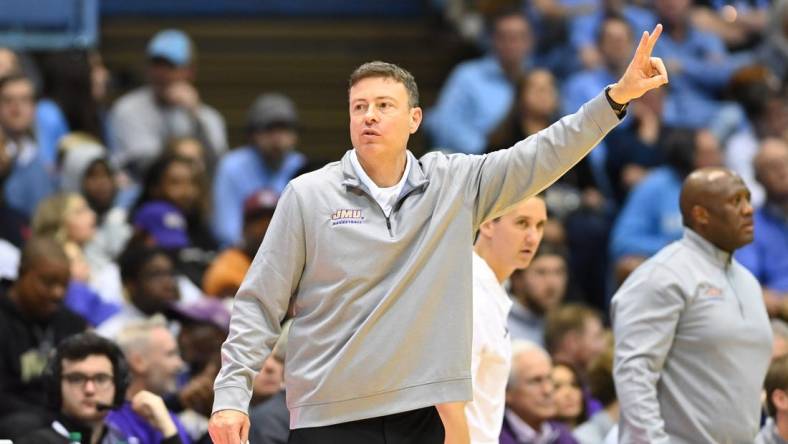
43;332;131;410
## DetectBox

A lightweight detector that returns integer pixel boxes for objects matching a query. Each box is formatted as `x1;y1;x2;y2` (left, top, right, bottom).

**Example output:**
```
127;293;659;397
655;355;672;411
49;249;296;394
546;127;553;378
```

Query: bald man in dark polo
612;167;772;443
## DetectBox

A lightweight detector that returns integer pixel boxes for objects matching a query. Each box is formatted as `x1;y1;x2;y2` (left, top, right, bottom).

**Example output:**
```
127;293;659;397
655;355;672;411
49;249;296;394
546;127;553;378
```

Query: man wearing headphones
19;332;184;444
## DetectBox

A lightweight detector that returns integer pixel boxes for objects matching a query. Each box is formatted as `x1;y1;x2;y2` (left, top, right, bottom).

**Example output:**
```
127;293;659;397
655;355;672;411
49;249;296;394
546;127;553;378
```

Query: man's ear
691;205;709;226
479;219;496;240
127;351;147;374
774;388;788;412
409;107;422;134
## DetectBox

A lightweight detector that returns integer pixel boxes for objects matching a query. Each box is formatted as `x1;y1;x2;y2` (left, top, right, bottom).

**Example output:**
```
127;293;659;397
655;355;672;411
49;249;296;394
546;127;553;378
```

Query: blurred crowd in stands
0;0;787;442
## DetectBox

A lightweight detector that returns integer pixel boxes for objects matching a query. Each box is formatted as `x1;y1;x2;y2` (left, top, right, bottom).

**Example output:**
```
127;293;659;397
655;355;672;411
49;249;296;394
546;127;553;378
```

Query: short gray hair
116;314;168;357
507;340;551;391
348;61;419;107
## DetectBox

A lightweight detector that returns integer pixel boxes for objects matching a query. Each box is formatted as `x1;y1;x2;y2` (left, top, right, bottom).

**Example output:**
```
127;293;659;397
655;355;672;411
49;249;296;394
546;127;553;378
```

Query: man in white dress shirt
467;195;548;443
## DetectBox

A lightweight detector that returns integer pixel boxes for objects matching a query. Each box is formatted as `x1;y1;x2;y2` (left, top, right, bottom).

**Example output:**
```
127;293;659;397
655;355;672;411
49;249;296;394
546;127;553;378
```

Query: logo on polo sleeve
330;209;365;226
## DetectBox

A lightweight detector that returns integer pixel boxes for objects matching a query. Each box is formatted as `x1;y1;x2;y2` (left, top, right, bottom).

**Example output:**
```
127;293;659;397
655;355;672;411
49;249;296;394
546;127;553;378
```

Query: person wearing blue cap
108;29;227;180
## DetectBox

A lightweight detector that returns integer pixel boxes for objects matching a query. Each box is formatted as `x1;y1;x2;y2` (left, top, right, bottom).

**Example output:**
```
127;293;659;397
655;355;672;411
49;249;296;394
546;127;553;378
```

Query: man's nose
83;379;97;393
363;105;378;122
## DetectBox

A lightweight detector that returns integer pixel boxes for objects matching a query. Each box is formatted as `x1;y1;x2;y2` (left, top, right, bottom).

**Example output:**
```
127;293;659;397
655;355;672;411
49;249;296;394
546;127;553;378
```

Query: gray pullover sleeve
611;263;684;444
212;184;306;413
462;90;621;227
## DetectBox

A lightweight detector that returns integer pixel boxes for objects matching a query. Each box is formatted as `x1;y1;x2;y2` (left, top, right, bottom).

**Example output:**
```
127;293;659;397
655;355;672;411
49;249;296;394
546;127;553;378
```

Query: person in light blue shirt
563;16;636;196
212;93;306;247
652;0;750;130
0;74;54;217
424;10;533;154
563;16;637;116
570;0;655;69
610;128;722;270
737;139;788;317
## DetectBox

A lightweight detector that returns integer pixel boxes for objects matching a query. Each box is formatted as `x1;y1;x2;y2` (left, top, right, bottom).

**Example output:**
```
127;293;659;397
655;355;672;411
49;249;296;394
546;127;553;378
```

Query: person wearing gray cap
211;93;306;247
108;29;227;180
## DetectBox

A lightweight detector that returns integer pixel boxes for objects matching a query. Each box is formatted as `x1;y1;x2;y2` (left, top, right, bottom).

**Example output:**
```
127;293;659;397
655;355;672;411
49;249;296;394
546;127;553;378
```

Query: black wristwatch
605;86;628;117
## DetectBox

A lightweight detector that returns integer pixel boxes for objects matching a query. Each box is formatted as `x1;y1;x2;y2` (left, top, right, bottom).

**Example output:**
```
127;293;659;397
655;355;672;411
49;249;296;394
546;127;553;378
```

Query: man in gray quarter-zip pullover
612;167;773;444
209;25;669;444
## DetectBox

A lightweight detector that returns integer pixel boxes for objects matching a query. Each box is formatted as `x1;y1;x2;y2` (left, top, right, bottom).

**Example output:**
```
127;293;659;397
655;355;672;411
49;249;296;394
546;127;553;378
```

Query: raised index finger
633;30;649;62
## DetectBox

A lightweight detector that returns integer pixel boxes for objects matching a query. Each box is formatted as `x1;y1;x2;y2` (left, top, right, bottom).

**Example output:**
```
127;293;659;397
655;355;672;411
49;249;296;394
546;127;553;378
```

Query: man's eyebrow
351;95;398;103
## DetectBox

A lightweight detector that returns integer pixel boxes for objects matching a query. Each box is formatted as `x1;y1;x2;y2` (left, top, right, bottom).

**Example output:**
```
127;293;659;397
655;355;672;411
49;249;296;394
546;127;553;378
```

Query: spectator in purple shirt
108;316;191;444
501;341;578;444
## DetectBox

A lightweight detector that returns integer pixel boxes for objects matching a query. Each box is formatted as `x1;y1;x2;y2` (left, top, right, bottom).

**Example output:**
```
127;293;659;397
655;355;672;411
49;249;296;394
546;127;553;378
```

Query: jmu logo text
331;209;365;226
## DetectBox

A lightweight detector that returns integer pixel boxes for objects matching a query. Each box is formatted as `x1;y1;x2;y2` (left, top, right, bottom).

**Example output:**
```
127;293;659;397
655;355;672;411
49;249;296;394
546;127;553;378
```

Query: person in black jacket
17;332;129;444
0;237;87;438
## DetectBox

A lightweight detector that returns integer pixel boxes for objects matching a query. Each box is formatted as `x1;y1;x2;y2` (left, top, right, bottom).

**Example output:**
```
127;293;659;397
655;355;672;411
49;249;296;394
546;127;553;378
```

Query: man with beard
211;94;304;247
508;242;569;345
109;316;190;443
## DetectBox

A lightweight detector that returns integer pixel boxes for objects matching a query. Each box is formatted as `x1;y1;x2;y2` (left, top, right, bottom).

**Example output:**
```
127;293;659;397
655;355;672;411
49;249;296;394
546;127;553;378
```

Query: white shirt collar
350;149;410;193
350;150;411;217
505;409;556;444
473;251;513;314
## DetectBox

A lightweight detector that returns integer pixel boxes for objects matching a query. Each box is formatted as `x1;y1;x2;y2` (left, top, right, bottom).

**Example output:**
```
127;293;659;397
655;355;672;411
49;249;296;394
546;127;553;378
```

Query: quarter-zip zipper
348;186;394;237
348;183;427;238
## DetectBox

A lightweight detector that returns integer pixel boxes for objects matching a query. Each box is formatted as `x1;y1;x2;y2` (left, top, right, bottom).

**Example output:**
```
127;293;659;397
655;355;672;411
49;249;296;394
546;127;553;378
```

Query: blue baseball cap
147;29;193;67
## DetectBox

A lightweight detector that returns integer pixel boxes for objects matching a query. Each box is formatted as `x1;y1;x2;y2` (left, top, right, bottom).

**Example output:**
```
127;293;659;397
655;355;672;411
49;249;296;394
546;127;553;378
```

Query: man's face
60;355;115;422
0;78;35;136
349;76;421;163
576;317;607;369
16;257;70;320
140;327;183;395
514;254;568;315
702;174;754;252
693;130;722;170
131;253;179;315
147;60;191;100
506;350;556;427
252;127;298;161
492;15;532;71
599;20;633;71
755;140;788;200
484;198;547;272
